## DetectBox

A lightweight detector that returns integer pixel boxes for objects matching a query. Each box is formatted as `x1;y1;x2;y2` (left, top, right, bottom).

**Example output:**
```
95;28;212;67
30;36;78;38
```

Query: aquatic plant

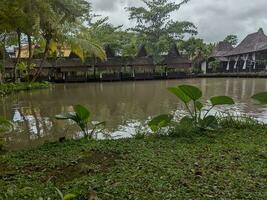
252;92;267;104
149;85;235;132
0;117;13;150
0;82;49;96
55;105;105;139
218;113;264;130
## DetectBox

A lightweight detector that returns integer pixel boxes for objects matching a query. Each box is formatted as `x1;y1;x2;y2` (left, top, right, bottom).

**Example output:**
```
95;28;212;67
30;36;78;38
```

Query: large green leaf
195;101;204;110
74;105;90;121
0;117;13;133
200;115;218;129
148;114;173;132
180;116;194;126
252;92;267;104
63;193;76;200
210;96;235;106
55;112;78;122
178;85;202;101
168;87;191;103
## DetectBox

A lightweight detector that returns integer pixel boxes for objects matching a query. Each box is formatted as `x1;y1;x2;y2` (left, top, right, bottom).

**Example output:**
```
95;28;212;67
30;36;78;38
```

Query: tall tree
224;34;238;46
178;37;214;69
87;17;138;57
127;0;197;63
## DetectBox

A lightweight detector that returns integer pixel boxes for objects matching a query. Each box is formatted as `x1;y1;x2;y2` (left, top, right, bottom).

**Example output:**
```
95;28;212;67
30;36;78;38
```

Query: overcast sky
90;0;267;43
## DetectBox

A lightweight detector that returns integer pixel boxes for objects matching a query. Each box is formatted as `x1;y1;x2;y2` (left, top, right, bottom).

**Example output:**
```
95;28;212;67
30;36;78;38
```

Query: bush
0;82;50;96
218;114;265;130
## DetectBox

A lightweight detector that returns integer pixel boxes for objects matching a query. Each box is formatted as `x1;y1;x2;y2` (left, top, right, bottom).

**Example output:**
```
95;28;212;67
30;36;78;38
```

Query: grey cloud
90;0;267;43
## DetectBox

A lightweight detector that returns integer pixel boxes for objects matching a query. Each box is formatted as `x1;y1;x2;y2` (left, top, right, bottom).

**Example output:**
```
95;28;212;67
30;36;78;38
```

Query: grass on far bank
0;126;266;199
0;82;50;96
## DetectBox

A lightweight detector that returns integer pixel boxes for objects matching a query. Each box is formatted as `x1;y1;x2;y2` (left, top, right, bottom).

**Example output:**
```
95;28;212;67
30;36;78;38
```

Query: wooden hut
55;57;89;82
95;46;123;81
162;44;192;78
209;28;267;73
207;41;234;73
130;45;155;80
31;59;55;81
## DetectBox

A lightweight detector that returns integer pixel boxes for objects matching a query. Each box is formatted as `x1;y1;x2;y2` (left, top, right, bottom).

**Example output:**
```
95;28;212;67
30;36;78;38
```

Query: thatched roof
69;52;80;58
162;44;191;66
56;58;87;68
226;28;267;56
210;41;234;57
96;56;126;68
131;45;154;67
136;45;148;57
105;45;115;58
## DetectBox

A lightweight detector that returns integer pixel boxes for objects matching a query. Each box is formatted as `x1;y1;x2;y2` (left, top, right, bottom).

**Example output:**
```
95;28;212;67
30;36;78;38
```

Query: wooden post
242;54;249;70
226;58;230;71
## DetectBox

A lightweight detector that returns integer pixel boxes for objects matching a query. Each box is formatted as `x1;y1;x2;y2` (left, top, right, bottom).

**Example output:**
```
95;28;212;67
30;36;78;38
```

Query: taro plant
0;117;13;150
55;105;105;139
0;117;13;133
149;85;235;131
148;114;173;134
252;92;267;104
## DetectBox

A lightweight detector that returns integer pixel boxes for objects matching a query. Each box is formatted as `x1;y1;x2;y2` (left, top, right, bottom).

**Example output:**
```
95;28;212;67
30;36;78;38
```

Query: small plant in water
0;117;13;150
252;92;267;104
149;85;235;131
55;105;105;139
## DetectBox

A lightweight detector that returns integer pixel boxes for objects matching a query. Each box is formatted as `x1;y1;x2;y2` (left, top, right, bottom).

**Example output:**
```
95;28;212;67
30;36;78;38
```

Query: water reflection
1;78;267;150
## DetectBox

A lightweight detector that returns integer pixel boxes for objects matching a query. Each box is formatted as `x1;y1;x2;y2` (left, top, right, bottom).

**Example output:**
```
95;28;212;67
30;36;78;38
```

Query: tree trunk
31;38;50;82
14;29;22;82
27;34;33;82
0;34;6;84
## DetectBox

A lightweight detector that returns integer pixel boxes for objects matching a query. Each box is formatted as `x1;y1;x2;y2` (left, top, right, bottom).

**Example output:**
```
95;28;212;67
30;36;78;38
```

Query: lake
1;78;267;150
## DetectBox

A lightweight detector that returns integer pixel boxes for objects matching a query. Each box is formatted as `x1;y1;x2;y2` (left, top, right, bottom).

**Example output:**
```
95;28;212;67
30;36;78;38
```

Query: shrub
55;105;105;139
149;85;235;134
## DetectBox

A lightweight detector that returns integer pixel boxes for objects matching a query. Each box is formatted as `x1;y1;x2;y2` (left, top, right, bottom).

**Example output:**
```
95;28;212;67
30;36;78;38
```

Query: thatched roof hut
226;28;267;56
162;44;191;68
96;45;126;69
130;45;154;67
210;41;234;58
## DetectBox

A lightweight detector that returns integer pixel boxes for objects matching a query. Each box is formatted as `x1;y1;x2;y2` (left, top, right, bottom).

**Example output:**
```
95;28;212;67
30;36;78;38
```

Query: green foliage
209;59;220;72
55;188;76;200
218;114;265;130
252;92;267;104
148;114;173;133
168;87;191;103
210;96;235;106
178;37;214;67
17;61;36;82
168;84;235;130
0;117;13;151
178;85;202;101
0;0;106;81
0;82;49;96
127;0;197;62
224;34;238;46
0;117;13;133
1;128;266;199
55;105;105;139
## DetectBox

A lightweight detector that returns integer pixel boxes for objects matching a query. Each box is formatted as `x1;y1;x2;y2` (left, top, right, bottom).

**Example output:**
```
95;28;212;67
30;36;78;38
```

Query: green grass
0;128;266;199
0;82;50;96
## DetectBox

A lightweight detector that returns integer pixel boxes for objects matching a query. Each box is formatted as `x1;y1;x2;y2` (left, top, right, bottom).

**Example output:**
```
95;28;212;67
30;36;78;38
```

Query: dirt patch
44;150;121;184
0;162;16;179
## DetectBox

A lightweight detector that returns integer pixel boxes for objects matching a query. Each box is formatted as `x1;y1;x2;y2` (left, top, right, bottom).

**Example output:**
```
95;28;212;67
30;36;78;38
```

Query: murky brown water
1;78;267;150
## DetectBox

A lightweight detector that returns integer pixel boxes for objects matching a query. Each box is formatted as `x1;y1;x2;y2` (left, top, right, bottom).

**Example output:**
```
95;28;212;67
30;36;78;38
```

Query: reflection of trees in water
1;78;267;149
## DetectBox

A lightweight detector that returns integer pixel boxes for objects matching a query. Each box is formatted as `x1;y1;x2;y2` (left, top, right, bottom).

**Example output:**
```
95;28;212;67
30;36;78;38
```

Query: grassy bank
0;82;50;96
0;127;266;199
